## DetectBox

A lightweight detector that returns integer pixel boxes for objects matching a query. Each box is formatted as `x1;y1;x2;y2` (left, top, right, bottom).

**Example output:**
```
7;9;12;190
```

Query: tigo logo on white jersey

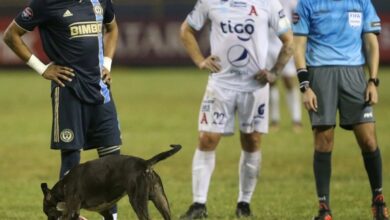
220;19;255;41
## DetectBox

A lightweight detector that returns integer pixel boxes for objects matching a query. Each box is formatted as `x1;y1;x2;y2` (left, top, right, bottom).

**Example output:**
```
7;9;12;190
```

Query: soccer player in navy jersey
293;0;388;219
4;0;121;219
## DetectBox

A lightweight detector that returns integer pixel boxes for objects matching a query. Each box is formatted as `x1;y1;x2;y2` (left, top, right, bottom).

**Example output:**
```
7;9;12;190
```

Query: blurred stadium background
1;0;390;66
0;1;390;219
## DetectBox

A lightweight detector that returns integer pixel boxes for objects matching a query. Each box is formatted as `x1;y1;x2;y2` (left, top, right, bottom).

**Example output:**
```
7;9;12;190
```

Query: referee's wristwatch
368;78;380;87
299;82;310;93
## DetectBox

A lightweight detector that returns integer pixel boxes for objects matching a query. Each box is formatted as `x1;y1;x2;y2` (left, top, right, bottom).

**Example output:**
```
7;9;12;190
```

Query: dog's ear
41;183;50;194
41;183;52;200
56;202;67;212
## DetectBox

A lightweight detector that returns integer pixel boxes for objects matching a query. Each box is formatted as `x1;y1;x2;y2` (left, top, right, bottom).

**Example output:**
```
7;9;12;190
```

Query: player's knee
315;138;334;152
359;137;377;152
241;133;261;152
198;132;220;150
314;127;334;152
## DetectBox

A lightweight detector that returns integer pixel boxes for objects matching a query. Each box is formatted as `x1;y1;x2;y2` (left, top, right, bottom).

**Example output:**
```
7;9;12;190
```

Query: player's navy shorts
50;86;122;150
308;66;375;130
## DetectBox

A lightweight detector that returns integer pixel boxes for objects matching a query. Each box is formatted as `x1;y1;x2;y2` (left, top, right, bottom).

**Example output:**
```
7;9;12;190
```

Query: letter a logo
248;5;258;16
200;113;208;124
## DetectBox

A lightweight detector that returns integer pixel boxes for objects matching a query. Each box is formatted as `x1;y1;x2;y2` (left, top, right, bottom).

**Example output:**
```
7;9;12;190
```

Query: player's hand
42;64;75;87
365;83;378;105
254;69;278;84
198;55;221;73
302;88;318;112
102;67;112;85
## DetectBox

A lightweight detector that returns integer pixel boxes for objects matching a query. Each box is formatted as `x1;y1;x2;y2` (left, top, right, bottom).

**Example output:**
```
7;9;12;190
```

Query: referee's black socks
362;147;383;201
314;151;332;210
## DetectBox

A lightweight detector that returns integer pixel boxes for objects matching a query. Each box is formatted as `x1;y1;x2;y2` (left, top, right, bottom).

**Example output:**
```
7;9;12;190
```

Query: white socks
286;88;301;123
192;149;261;204
238;150;261;203
192;149;216;204
270;86;280;122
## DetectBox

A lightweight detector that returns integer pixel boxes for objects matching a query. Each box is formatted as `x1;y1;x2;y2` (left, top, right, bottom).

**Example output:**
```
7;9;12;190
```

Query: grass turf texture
0;67;389;219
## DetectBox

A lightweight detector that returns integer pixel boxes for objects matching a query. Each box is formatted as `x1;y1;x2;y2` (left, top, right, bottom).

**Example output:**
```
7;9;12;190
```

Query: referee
293;0;388;220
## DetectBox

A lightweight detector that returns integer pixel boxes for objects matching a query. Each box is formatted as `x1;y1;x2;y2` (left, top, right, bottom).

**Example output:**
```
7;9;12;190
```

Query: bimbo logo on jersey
220;19;255;41
69;21;103;39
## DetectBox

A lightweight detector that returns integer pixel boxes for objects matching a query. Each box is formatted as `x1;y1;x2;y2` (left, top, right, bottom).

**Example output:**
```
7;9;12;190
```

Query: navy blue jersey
15;0;115;104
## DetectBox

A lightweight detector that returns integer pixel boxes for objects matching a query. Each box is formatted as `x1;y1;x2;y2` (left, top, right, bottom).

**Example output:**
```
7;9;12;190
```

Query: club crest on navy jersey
93;5;103;16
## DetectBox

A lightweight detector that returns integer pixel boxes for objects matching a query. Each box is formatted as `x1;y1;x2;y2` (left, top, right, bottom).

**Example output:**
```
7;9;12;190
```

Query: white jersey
187;0;291;92
267;0;297;70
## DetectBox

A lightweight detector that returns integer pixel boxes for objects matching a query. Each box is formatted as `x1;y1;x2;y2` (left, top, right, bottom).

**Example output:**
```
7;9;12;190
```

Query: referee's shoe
313;203;332;220
372;195;389;220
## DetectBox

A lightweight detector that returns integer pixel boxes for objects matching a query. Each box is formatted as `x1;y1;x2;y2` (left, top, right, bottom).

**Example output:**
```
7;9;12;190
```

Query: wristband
103;56;112;72
297;68;309;84
297;68;310;93
26;55;48;75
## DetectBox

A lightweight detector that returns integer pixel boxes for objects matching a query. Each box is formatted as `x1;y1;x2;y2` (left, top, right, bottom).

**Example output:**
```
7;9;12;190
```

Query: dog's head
41;183;66;220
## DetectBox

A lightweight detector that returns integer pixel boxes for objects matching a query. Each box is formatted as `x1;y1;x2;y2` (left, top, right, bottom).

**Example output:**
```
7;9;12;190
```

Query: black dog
41;144;181;220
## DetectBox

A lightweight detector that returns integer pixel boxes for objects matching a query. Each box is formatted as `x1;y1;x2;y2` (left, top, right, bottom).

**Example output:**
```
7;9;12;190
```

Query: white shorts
198;83;269;135
265;46;296;77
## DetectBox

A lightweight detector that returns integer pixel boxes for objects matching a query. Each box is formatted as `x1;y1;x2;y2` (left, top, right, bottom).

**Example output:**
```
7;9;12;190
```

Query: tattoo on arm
272;42;294;74
271;30;294;75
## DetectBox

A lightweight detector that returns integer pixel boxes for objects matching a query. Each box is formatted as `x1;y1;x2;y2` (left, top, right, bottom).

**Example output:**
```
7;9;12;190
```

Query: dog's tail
146;144;182;167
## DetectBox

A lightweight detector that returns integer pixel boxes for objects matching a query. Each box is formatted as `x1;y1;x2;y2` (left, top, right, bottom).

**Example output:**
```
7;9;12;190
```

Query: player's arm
255;30;294;84
180;20;221;73
102;18;118;84
294;35;317;112
293;35;307;71
3;21;74;87
273;30;294;75
3;21;32;62
363;32;380;105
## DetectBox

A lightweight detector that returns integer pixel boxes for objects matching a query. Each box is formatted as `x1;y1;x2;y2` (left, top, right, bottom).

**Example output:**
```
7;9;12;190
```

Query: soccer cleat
180;203;208;219
313;203;332;220
372;195;389;220
236;202;252;218
313;210;332;220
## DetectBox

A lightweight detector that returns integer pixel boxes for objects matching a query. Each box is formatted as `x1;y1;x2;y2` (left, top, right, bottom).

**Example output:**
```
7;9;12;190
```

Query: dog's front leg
62;195;82;220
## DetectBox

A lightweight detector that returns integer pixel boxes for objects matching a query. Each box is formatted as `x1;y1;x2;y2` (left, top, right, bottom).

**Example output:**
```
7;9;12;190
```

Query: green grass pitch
0;67;389;219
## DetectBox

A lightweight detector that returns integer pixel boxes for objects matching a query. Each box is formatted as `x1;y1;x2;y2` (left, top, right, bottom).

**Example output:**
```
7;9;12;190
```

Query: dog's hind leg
129;195;150;220
128;181;150;220
150;176;171;220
